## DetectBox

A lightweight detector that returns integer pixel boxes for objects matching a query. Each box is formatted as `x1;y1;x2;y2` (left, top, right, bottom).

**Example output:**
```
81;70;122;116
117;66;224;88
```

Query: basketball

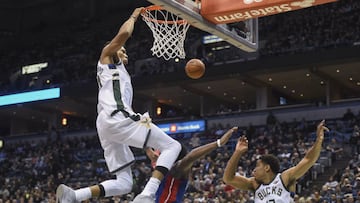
185;59;205;79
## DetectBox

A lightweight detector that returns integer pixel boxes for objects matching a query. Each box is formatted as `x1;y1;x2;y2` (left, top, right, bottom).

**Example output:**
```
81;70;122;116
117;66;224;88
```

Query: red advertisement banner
200;0;338;24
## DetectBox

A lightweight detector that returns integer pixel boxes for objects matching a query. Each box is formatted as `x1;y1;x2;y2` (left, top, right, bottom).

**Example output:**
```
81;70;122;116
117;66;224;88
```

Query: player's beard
254;178;263;184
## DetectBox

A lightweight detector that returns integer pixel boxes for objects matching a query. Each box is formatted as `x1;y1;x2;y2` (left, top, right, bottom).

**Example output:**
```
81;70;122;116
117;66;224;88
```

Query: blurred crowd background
1;110;360;202
1;0;360;202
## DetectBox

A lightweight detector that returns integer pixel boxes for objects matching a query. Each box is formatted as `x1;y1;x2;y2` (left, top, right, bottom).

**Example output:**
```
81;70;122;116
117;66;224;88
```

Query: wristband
217;139;221;147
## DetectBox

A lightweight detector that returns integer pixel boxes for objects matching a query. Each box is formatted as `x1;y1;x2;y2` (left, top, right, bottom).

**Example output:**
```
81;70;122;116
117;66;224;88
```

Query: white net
141;6;190;60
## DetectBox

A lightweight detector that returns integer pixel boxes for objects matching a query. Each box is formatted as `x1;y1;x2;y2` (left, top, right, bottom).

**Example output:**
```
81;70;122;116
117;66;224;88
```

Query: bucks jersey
96;61;134;116
254;174;292;203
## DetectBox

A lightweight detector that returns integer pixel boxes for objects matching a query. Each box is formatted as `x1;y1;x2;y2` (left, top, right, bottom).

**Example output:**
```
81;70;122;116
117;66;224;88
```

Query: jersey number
267;200;275;203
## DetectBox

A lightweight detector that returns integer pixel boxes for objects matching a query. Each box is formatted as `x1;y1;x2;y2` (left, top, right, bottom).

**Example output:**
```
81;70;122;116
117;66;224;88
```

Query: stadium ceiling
134;56;360;114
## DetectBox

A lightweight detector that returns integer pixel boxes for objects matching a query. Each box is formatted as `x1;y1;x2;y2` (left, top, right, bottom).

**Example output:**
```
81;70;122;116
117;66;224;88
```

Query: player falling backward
223;120;329;202
56;7;183;203
146;127;238;203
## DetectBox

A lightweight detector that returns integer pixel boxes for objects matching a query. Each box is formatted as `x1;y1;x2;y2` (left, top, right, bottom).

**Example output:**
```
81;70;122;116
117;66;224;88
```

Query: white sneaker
56;184;76;203
132;194;155;203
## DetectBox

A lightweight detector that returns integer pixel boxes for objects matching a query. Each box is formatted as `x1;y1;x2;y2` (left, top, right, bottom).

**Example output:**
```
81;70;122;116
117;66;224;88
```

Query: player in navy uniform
56;7;182;203
223;120;328;203
146;127;238;203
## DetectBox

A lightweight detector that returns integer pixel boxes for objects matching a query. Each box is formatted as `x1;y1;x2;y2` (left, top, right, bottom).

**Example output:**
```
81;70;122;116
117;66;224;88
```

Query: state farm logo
243;0;263;5
290;0;315;8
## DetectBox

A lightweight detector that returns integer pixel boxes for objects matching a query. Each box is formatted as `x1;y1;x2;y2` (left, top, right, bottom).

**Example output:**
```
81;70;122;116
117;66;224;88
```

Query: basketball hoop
141;5;190;60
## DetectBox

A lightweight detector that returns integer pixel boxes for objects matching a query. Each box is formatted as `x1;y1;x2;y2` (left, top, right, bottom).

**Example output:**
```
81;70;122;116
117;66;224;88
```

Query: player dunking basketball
56;7;182;203
223;120;329;203
146;127;238;203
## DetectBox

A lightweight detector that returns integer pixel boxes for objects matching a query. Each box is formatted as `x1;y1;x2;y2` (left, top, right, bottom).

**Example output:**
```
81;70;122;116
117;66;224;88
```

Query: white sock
140;177;161;196
75;187;92;201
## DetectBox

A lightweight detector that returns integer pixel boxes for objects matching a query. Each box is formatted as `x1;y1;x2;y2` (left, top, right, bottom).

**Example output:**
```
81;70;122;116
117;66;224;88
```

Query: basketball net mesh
142;7;190;60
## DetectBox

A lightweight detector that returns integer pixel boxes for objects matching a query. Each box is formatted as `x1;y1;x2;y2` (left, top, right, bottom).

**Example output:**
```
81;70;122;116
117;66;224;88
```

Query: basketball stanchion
141;5;190;60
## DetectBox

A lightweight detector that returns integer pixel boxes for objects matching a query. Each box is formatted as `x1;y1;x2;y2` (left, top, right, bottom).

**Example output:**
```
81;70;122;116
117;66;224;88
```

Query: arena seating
0;114;358;202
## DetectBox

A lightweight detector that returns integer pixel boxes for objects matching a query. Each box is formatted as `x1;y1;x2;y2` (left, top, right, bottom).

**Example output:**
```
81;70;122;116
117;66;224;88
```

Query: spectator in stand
341;166;355;182
343;108;356;123
189;133;201;148
354;177;360;192
349;126;360;154
326;138;343;162
266;111;278;126
324;175;339;191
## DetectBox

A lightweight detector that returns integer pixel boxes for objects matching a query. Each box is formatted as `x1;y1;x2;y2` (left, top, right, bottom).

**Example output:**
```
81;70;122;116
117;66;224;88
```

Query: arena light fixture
0;87;60;107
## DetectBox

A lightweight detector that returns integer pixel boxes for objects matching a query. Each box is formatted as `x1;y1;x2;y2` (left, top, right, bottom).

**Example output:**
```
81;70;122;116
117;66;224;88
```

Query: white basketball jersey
254;174;292;203
96;61;134;115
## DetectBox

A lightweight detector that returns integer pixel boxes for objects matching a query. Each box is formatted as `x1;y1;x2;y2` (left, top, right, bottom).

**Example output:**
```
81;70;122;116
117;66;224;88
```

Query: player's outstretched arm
178;127;238;172
282;120;329;186
100;7;143;63
223;136;254;191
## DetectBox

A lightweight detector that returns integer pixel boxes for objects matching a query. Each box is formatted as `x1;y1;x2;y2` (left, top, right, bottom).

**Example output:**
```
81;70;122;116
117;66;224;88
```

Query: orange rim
142;5;187;25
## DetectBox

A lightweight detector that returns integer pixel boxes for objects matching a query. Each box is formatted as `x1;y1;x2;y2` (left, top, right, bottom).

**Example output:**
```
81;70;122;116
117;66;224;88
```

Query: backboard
146;0;259;52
